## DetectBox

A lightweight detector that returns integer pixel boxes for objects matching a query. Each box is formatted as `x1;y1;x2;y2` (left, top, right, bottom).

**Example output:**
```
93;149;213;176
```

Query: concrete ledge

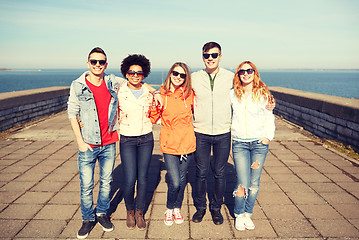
0;87;70;132
270;87;359;151
269;87;359;123
0;87;70;111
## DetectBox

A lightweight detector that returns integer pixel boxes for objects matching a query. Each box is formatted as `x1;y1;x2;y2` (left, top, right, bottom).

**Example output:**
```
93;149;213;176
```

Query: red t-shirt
86;78;119;147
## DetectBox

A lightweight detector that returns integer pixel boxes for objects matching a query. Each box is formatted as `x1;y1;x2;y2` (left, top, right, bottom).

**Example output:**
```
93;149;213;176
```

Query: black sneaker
77;220;96;239
97;213;114;232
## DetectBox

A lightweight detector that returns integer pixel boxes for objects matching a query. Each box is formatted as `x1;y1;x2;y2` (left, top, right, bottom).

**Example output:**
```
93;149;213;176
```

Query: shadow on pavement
107;154;163;216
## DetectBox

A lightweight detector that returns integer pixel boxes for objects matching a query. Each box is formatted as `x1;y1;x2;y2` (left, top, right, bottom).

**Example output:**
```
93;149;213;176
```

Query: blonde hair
163;62;192;98
233;61;274;103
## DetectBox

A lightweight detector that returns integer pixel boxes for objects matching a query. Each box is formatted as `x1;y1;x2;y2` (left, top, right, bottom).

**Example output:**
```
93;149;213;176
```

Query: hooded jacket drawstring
179;154;188;164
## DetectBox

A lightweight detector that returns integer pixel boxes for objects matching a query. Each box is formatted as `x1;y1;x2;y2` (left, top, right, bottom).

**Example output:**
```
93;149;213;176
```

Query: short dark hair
202;42;221;53
120;54;151;78
88;47;107;60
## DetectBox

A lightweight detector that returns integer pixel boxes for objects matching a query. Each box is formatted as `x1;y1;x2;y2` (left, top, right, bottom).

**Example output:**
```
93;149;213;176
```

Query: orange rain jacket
150;86;196;155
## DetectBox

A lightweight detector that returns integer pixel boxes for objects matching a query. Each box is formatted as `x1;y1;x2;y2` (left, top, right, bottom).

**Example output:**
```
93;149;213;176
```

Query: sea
0;68;358;99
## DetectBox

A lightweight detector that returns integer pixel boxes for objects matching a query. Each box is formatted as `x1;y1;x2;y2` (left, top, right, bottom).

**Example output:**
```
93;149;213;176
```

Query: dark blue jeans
120;132;154;211
194;132;231;211
164;153;193;209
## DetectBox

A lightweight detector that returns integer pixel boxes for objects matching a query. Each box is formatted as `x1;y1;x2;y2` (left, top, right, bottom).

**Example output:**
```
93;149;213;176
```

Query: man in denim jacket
67;47;126;239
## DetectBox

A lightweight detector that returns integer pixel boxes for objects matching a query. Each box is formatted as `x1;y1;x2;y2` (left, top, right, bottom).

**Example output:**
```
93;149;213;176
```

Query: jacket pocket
78;94;93;110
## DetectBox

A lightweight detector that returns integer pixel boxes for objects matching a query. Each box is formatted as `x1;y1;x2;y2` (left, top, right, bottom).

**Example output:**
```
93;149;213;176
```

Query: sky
0;0;358;70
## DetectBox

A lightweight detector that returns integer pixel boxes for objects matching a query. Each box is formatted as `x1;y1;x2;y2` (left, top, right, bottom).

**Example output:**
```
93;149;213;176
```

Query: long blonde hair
233;61;274;103
163;62;192;98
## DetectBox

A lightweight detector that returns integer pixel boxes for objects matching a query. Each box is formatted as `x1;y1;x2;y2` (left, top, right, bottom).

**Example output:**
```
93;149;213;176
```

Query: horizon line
1;67;359;71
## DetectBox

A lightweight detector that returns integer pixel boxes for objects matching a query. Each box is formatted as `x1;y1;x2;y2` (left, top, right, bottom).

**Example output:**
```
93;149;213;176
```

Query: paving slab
0;111;358;239
310;219;359;238
0;219;28;238
297;204;344;220
0;204;43;219
271;219;321;238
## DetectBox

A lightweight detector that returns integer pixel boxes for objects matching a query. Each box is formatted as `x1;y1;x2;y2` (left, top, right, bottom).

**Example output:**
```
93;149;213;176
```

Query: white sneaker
235;216;245;231
243;213;255;230
173;208;184;224
164;209;174;226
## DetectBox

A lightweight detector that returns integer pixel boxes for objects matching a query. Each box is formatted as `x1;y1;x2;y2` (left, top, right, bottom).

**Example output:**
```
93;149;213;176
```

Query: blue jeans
120;132;154;211
232;140;269;216
194;132;231;211
78;143;116;220
164;153;193;209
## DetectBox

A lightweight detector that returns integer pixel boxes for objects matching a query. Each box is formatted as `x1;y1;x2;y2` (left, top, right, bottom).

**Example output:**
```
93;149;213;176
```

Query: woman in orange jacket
150;62;195;226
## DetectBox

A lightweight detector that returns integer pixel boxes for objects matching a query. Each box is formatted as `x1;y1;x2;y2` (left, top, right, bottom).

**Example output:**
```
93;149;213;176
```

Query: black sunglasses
89;59;107;66
203;53;220;59
127;70;144;77
238;69;255;75
172;71;186;79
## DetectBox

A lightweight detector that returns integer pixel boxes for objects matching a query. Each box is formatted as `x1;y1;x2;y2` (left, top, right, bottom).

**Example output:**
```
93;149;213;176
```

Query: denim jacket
67;71;126;145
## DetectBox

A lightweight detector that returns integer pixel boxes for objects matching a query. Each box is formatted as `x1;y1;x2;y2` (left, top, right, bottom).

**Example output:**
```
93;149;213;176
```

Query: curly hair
233;61;274;104
120;54;151;78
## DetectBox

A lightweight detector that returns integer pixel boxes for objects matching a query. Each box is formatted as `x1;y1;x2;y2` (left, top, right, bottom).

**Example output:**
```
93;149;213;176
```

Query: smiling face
202;47;221;74
126;65;144;90
87;52;107;77
170;66;186;90
239;63;255;87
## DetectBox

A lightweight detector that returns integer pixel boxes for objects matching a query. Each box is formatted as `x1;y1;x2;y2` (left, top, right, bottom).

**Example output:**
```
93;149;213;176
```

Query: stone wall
0;87;70;132
269;87;359;151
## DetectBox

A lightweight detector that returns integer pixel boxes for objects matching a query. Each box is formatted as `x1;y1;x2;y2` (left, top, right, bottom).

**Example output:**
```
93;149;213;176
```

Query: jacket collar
75;71;111;89
202;67;223;76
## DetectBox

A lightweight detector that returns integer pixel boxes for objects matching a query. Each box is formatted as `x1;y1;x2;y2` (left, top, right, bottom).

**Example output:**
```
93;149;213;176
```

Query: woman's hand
258;137;270;145
265;100;276;111
154;92;163;106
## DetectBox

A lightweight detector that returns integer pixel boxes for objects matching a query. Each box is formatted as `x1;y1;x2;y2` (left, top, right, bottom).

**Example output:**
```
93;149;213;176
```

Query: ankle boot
126;210;135;229
135;210;146;230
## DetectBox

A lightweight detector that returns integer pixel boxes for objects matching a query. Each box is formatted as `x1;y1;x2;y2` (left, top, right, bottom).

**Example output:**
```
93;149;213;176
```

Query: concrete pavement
0;111;358;239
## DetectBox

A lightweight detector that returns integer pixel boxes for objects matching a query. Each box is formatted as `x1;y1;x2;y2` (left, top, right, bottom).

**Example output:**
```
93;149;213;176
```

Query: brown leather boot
126;210;135;229
135;210;146;230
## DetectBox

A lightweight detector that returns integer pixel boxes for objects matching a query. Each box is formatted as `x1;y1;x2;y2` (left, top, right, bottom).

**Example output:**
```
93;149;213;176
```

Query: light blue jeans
78;143;116;220
232;140;268;216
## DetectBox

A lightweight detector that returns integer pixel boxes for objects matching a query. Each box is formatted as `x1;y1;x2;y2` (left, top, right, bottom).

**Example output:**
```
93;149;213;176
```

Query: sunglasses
203;53;220;59
127;70;144;77
89;59;107;66
238;69;255;75
172;71;186;79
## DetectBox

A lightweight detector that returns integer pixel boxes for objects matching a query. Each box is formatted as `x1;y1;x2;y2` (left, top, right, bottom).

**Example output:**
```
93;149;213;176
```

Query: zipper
244;97;248;138
211;88;214;134
141;105;144;134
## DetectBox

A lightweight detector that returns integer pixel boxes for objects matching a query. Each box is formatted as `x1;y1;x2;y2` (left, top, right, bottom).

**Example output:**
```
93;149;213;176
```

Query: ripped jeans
232;140;269;217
